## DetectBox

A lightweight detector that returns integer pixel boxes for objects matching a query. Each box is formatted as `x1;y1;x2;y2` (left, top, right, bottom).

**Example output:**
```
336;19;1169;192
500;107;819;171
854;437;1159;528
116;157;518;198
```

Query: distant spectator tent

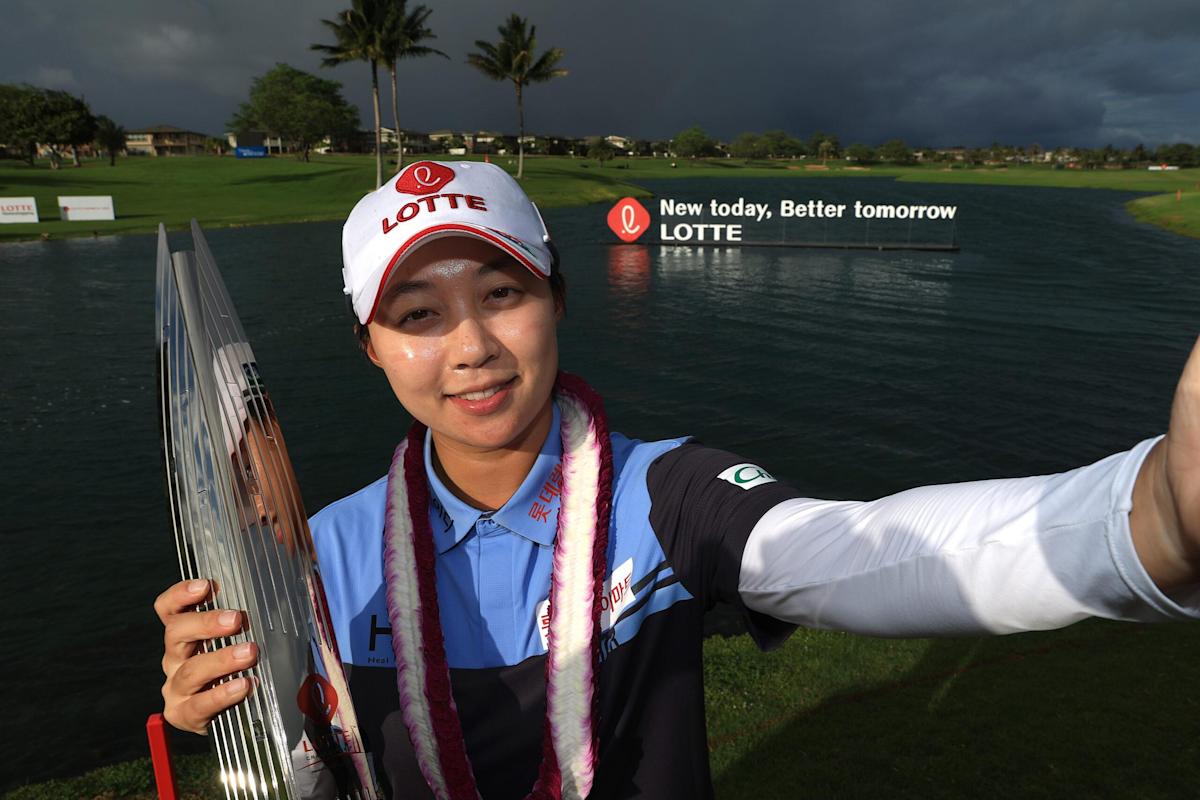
126;125;209;156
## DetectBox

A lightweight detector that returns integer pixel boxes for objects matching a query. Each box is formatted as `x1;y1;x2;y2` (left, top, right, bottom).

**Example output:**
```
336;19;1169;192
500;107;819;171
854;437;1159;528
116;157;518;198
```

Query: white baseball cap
341;160;553;325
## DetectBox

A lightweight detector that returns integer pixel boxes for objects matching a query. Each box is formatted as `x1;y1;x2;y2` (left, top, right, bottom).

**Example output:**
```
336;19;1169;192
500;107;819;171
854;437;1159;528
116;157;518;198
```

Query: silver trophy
155;221;379;799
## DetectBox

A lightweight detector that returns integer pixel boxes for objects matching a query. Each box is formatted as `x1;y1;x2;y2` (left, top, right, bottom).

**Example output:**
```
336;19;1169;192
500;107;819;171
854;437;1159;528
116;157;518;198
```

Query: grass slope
2;156;1196;242
7;621;1199;799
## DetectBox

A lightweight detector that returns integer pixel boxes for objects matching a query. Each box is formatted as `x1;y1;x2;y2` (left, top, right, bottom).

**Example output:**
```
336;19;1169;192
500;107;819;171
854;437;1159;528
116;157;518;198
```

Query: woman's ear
365;336;383;368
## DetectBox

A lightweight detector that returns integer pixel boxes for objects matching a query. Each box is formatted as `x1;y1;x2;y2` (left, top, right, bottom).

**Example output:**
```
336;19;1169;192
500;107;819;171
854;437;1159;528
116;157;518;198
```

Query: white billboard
58;195;115;221
0;197;39;223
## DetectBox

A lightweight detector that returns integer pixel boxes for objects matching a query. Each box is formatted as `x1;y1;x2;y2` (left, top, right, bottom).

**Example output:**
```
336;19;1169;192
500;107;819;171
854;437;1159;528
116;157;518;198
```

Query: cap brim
364;223;551;324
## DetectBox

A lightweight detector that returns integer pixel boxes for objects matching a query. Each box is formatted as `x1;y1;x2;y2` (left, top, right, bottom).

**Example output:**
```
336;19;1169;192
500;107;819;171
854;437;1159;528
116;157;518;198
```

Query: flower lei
382;372;612;800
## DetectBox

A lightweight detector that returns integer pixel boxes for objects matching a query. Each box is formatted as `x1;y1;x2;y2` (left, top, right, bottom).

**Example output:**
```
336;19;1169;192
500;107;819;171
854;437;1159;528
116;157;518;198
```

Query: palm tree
379;2;448;170
467;14;567;179
313;0;388;188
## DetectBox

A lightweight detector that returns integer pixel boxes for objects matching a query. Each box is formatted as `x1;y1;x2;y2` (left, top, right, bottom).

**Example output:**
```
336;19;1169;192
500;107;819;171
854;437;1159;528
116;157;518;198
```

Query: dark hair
351;239;566;358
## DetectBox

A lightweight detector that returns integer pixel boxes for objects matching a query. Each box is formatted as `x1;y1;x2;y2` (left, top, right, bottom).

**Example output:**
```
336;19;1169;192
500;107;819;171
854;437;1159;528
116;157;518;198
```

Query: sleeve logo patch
718;463;776;490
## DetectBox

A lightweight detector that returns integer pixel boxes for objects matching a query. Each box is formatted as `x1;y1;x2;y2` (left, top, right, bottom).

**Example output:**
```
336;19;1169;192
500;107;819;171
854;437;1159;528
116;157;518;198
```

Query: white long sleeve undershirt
738;435;1200;637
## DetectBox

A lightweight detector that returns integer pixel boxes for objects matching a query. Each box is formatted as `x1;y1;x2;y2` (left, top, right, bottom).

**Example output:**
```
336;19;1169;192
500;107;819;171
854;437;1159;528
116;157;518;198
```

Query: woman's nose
451;315;498;369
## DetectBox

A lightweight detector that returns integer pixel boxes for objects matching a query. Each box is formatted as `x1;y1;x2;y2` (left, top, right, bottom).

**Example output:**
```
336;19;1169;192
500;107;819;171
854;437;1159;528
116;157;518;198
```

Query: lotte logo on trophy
607;197;650;242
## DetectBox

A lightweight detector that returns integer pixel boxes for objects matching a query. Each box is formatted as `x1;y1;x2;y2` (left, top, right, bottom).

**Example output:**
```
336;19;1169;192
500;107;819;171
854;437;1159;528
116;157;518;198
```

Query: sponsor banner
606;195;960;243
0;197;39;223
235;146;269;158
58;195;115;221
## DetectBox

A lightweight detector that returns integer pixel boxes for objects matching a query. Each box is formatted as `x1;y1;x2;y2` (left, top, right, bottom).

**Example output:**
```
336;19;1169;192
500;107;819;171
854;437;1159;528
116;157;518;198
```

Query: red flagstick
146;713;178;800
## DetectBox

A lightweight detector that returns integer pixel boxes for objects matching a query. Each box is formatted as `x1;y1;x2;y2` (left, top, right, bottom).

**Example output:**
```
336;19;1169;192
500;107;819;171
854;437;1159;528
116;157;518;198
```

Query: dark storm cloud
2;0;1197;148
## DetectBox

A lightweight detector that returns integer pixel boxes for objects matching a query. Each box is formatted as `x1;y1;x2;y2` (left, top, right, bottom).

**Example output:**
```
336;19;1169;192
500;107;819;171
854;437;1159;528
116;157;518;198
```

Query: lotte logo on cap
395;161;455;195
607;197;650;243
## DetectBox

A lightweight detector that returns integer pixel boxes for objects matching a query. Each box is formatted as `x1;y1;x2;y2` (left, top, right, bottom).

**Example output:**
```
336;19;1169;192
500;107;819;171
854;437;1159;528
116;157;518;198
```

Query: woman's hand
154;579;259;734
1131;334;1200;590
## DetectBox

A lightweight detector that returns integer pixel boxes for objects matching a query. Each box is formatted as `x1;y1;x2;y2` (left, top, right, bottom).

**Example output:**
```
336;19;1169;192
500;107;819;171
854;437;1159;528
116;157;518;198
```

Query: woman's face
365;236;562;455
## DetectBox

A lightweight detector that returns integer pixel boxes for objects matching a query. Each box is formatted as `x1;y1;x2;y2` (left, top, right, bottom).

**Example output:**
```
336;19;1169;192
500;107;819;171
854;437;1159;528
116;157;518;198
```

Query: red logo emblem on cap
296;674;338;724
607;197;650;243
395;161;455;195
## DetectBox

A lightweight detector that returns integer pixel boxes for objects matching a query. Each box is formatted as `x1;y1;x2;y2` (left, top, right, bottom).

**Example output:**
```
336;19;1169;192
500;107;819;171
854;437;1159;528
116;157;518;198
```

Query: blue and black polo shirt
311;401;802;799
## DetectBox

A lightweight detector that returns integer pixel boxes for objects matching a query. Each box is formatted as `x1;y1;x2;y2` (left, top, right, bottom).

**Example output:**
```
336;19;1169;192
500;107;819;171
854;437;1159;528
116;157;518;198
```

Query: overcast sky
3;0;1198;149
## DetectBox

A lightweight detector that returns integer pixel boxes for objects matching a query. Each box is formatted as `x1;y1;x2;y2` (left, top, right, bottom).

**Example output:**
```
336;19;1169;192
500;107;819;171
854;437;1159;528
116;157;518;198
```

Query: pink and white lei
382;372;613;800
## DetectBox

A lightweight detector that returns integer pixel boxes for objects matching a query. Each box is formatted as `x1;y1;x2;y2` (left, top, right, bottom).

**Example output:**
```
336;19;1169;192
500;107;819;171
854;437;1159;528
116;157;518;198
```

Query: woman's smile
446;375;518;415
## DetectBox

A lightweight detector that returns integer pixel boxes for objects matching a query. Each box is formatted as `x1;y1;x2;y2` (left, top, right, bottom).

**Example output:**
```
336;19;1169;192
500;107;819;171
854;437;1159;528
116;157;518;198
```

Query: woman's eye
490;287;519;300
401;308;432;324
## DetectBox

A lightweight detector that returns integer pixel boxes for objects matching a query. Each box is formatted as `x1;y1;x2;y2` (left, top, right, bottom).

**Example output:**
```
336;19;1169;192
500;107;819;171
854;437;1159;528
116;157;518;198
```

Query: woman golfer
155;160;1200;800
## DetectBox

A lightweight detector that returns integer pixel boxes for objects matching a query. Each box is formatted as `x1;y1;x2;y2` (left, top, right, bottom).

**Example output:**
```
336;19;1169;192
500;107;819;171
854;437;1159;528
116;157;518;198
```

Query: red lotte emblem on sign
395;161;455;195
296;674;339;724
607;197;650;242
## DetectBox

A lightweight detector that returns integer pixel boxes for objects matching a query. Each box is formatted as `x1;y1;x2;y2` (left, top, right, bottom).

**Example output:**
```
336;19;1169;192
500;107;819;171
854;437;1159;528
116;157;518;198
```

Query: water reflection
606;244;651;299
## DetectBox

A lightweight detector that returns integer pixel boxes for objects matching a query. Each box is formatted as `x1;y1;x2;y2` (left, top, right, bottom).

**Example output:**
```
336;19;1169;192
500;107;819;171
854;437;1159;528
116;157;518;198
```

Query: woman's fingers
162;642;259;734
162;608;246;676
153;578;211;624
166;674;257;735
155;578;260;734
168;641;258;695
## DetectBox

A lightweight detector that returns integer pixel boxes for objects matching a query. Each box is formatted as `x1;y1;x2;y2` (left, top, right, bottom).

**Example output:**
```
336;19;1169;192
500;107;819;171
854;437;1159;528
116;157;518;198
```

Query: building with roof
126;125;210;156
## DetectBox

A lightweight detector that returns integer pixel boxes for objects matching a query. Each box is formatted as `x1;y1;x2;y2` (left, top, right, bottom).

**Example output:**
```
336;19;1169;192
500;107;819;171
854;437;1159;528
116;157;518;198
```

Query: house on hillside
604;135;632;153
934;147;967;162
127;125;210;156
311;127;434;156
426;130;510;155
524;134;577;156
382;127;434;156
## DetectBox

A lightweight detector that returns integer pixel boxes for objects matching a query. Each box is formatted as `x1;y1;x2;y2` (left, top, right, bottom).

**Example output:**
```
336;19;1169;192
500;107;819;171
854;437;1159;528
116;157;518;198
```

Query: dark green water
1;178;1198;788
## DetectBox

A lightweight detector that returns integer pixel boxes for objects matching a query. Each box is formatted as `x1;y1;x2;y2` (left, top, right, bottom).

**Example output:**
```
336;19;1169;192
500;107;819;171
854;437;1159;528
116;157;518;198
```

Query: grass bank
1;155;1196;243
1127;190;1200;239
7;620;1199;799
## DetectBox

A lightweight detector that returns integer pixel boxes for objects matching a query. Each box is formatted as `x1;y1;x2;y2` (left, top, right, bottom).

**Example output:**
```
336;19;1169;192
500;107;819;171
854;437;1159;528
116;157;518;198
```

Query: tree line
0;1;570;182
661;125;1200;168
0;85;128;168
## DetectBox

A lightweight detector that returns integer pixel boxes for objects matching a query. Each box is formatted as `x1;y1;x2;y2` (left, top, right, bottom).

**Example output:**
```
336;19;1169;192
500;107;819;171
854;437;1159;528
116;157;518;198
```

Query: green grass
1;752;219;800
3;155;1197;242
706;620;1200;799
9;620;1199;799
1127;190;1200;239
0;154;650;242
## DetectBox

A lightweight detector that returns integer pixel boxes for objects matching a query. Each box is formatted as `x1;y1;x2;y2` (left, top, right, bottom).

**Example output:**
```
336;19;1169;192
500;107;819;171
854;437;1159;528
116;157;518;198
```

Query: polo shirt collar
423;401;563;553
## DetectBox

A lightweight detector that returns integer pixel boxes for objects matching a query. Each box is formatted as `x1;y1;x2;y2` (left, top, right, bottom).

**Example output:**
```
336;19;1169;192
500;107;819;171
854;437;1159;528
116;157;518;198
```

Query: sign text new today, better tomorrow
656;197;959;242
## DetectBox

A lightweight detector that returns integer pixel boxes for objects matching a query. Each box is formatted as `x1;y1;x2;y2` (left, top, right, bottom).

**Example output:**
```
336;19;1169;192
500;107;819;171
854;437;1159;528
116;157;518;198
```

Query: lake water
2;177;1198;788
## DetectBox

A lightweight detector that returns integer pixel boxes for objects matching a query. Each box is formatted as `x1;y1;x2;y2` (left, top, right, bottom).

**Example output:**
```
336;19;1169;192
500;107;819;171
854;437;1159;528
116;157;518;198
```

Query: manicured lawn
7;620;1199;799
0;154;651;242
2;155;1196;242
